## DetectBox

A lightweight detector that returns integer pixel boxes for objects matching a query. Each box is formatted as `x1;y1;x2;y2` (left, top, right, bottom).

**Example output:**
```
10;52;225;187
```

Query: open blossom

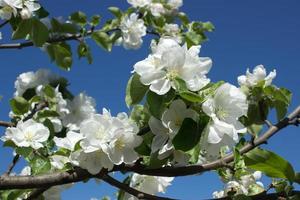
213;171;264;198
120;13;147;49
201;83;248;160
134;38;212;95
50;155;69;169
14;69;60;97
54;131;84;151
163;23;181;43
3;119;49;149
167;0;183;9
70;149;114;175
62;93;96;130
80;111;142;165
125;173;174;199
238;65;276;87
149;3;165;17
0;0;40;20
127;0;151;7
149;99;198;159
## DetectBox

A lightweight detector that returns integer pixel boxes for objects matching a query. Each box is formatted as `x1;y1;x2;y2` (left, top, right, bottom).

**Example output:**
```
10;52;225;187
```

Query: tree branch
3;154;20;176
0;106;299;190
0;121;13;127
101;174;176;200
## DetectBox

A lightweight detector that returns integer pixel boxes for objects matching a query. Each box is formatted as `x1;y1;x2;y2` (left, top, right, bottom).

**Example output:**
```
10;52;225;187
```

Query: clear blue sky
1;0;300;199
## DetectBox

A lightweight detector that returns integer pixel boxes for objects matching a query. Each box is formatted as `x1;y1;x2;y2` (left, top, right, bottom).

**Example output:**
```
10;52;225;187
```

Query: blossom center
115;139;125;150
215;107;228;121
166;69;179;80
24;131;34;141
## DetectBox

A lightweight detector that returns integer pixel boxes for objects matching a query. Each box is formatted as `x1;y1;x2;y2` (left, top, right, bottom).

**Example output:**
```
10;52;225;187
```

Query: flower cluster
213;171;264;198
0;0;40;20
127;0;183;17
120;13;147;49
134;38;212;95
124;173;174;199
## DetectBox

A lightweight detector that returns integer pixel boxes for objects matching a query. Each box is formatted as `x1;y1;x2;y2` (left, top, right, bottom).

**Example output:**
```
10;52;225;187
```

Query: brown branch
25;187;49;200
0;106;299;190
0;30;94;49
0;20;9;29
209;190;300;200
4;154;20;176
0;27;159;50
0;120;13;127
101;174;176;200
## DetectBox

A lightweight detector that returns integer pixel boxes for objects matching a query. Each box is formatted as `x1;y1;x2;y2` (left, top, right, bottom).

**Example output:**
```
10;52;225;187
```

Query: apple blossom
149;3;165;17
0;0;18;20
3;119;49;149
202;83;248;144
238;65;276;88
149;99;198;159
53;131;84;151
14;69;60;97
125;173;174;199
50;155;69;170
127;0;151;8
62;93;96;130
167;0;183;9
134;38;212;95
120;13;147;49
70;149;114;175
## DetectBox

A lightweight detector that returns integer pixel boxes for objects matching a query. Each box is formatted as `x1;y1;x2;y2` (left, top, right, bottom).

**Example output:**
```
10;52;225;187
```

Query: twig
101;174;176;200
4;154;20;176
0;120;14;127
25;187;49;200
0;20;9;29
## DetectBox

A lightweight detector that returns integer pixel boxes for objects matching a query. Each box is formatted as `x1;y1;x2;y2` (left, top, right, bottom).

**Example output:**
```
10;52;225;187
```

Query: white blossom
238;65;276;88
70;150;114;175
0;0;40;20
202;83;248;143
212;171;264;198
50;155;69;170
120;13;147;49
149;3;165;17
127;0;151;7
3;119;49;149
54;131;84;151
80;111;142;165
167;0;183;9
149;99;198;159
163;23;181;42
125;173;174;199
134;38;212;95
201;83;248;160
14;69;60;97
62;93;96;130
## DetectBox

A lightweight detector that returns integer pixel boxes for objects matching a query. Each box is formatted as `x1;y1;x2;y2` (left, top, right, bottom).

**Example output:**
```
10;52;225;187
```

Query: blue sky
1;0;300;199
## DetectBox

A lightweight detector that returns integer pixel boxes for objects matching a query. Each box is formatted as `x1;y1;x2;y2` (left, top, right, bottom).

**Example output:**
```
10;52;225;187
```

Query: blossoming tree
0;0;299;199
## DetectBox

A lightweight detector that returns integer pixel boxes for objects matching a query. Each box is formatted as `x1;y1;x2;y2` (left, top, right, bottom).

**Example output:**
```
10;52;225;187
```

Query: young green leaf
91;31;112;51
31;19;49;47
244;148;295;182
10;97;30;115
125;73;148;107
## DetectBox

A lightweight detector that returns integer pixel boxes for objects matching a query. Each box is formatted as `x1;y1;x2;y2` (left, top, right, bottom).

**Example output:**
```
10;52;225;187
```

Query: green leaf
146;90;175;119
125;73;148;107
77;42;92;64
177;12;189;25
43;85;55;98
244;148;295;182
30;156;51;175
90;15;101;26
202;21;215;32
31;19;49;47
37;110;59;119
15;147;33;159
91;31;112;51
108;7;123;19
10;97;30;115
70;11;87;26
172;118;199;151
185;31;203;47
12;19;33;40
34;6;49;18
179;91;203;103
51;43;72;70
